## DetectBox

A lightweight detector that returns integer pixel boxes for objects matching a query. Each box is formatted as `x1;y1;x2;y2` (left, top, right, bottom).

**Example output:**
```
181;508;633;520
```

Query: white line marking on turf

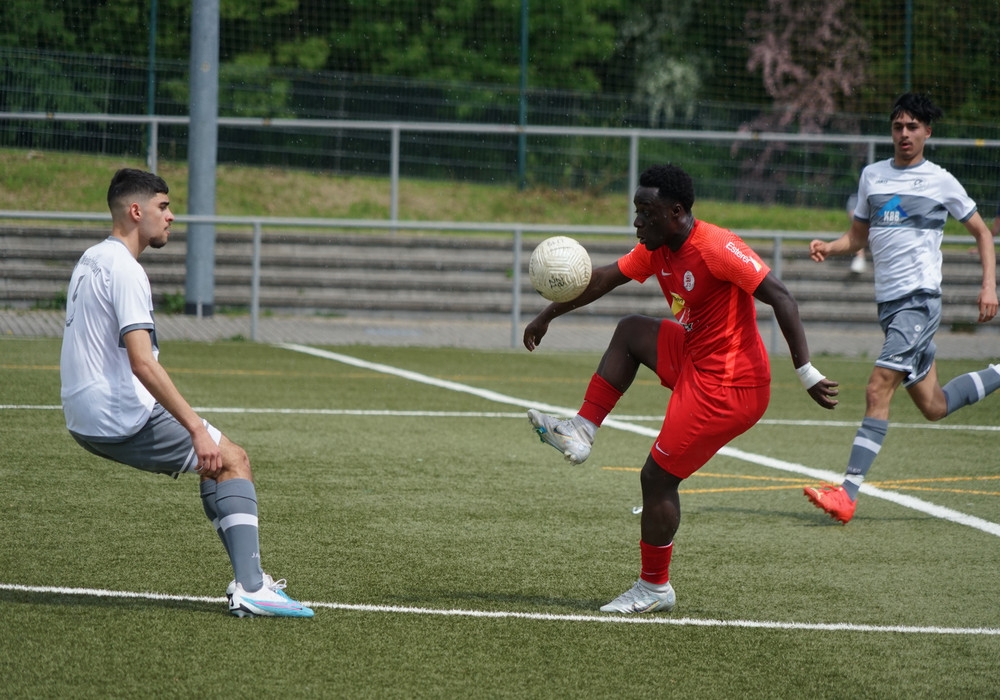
0;583;221;605
3;583;996;636
5;404;998;432
276;343;1000;539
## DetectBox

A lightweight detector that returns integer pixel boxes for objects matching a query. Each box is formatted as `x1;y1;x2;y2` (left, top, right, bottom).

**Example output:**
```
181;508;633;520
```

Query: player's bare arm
754;273;839;409
523;262;630;351
962;212;999;322
123;328;223;476
810;219;870;263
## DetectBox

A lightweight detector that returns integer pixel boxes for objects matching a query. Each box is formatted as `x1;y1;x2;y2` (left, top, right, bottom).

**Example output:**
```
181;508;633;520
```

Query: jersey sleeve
941;171;977;222
855;167;873;222
617;243;657;282
699;225;770;295
109;257;155;338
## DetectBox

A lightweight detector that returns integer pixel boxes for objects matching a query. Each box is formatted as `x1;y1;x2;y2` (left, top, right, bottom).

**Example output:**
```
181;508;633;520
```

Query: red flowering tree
736;0;869;202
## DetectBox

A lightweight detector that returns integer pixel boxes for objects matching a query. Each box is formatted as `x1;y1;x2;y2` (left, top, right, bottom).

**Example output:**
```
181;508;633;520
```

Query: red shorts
651;320;770;479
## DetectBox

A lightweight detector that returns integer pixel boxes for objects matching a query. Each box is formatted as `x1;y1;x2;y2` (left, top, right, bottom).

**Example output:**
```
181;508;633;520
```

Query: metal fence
7;111;1000;221
0;209;975;350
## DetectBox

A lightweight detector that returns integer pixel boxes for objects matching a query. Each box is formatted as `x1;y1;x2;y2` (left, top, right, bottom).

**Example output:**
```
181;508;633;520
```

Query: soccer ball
528;236;592;303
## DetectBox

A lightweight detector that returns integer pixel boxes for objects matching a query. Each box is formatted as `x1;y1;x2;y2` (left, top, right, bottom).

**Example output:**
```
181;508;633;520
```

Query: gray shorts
875;291;941;388
70;404;222;479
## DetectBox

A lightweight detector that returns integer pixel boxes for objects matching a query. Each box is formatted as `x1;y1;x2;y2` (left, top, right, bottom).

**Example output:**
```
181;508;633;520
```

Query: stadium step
0;226;990;326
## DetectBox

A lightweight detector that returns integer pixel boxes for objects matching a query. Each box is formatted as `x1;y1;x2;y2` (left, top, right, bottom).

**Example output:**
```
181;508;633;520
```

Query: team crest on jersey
683;270;695;291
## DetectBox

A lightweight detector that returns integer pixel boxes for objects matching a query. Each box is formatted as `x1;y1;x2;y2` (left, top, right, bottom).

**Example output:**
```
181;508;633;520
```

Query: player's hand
523;317;550;352
807;378;839;409
192;429;223;476
809;240;829;263
977;289;998;323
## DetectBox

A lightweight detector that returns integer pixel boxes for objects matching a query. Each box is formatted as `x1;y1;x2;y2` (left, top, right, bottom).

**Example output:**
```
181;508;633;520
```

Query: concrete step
1;226;991;327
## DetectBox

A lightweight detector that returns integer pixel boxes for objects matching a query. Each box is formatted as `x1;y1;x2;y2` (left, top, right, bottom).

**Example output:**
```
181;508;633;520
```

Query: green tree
0;0;77;50
326;0;626;90
850;0;1000;128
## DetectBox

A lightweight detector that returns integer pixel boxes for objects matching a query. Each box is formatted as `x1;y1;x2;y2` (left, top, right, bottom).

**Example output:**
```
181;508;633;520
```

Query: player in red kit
524;163;839;613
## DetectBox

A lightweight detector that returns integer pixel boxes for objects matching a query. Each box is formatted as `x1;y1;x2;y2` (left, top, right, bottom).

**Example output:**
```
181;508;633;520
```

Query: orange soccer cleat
804;484;857;524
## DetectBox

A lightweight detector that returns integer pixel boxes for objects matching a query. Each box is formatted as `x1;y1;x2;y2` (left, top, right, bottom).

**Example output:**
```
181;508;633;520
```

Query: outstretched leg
528;315;663;464
806;365;900;524
594;314;662;393
909;361;1000;421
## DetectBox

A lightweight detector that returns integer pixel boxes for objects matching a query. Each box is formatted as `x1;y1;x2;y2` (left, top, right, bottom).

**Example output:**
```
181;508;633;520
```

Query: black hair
890;93;943;125
107;168;169;212
638;164;695;212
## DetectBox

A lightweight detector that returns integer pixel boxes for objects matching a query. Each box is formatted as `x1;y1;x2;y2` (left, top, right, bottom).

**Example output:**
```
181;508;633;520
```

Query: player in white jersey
803;93;1000;524
60;168;313;617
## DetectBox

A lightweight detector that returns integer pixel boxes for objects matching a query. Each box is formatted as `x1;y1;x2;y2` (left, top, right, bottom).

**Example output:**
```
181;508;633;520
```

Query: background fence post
511;226;523;349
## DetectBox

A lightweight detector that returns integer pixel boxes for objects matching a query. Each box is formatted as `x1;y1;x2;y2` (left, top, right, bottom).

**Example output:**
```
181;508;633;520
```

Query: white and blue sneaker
228;574;314;618
599;579;676;614
226;572;287;604
527;409;594;465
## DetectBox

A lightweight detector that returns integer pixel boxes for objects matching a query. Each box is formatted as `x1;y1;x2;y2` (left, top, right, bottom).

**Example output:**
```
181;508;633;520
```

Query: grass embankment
0;147;858;231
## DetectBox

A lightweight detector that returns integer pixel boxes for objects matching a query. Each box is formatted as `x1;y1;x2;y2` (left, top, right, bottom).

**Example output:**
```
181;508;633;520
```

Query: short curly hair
890;93;943;126
638;164;695;212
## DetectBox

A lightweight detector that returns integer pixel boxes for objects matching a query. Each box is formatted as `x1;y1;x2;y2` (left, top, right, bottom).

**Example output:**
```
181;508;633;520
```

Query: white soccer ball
528;236;592;303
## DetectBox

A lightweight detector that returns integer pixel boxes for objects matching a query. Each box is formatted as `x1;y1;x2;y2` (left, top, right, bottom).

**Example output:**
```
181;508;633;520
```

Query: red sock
578;373;623;427
639;540;673;585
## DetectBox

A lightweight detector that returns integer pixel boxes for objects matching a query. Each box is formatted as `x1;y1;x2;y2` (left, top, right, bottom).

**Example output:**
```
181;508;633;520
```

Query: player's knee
614;314;647;336
611;315;656;350
640;456;680;495
919;403;947;422
222;442;253;480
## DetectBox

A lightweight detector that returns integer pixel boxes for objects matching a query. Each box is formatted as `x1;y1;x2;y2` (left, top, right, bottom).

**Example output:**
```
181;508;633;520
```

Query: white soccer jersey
854;158;977;303
60;237;158;439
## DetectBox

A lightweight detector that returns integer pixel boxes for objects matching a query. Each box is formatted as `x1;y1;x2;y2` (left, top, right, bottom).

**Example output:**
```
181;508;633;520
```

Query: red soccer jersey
617;220;771;386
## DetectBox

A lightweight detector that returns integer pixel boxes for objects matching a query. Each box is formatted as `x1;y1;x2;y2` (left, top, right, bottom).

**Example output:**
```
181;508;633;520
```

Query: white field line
6;349;999;632
9;344;1000;539
276;343;1000;539
8;402;1000;433
2;583;997;636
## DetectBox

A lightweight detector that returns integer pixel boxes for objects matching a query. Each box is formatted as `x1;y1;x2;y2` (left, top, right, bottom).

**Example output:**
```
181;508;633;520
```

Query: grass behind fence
2;337;999;698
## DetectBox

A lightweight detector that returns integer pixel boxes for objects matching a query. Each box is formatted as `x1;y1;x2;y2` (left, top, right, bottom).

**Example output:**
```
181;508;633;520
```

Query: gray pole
146;0;158;172
903;0;913;93
185;0;219;317
517;0;528;190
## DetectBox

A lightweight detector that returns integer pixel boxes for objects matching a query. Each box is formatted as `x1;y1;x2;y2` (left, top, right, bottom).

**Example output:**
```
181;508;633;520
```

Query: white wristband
795;362;825;389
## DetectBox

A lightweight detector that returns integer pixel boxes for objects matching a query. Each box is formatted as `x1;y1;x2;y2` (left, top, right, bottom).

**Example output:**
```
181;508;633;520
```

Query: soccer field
2;337;999;698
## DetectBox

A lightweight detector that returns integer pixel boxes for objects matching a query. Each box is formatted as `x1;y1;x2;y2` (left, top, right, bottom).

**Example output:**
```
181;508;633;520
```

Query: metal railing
0;111;916;224
2;209;978;348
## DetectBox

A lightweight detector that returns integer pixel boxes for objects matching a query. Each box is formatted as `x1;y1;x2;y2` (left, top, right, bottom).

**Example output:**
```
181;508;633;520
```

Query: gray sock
215;478;264;592
843;417;888;500
943;365;1000;416
199;479;230;557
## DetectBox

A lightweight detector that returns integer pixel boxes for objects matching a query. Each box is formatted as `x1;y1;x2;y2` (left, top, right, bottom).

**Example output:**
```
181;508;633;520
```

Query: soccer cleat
225;572;286;605
229;577;314;618
600;579;676;614
804;484;857;524
527;409;592;465
850;254;866;274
